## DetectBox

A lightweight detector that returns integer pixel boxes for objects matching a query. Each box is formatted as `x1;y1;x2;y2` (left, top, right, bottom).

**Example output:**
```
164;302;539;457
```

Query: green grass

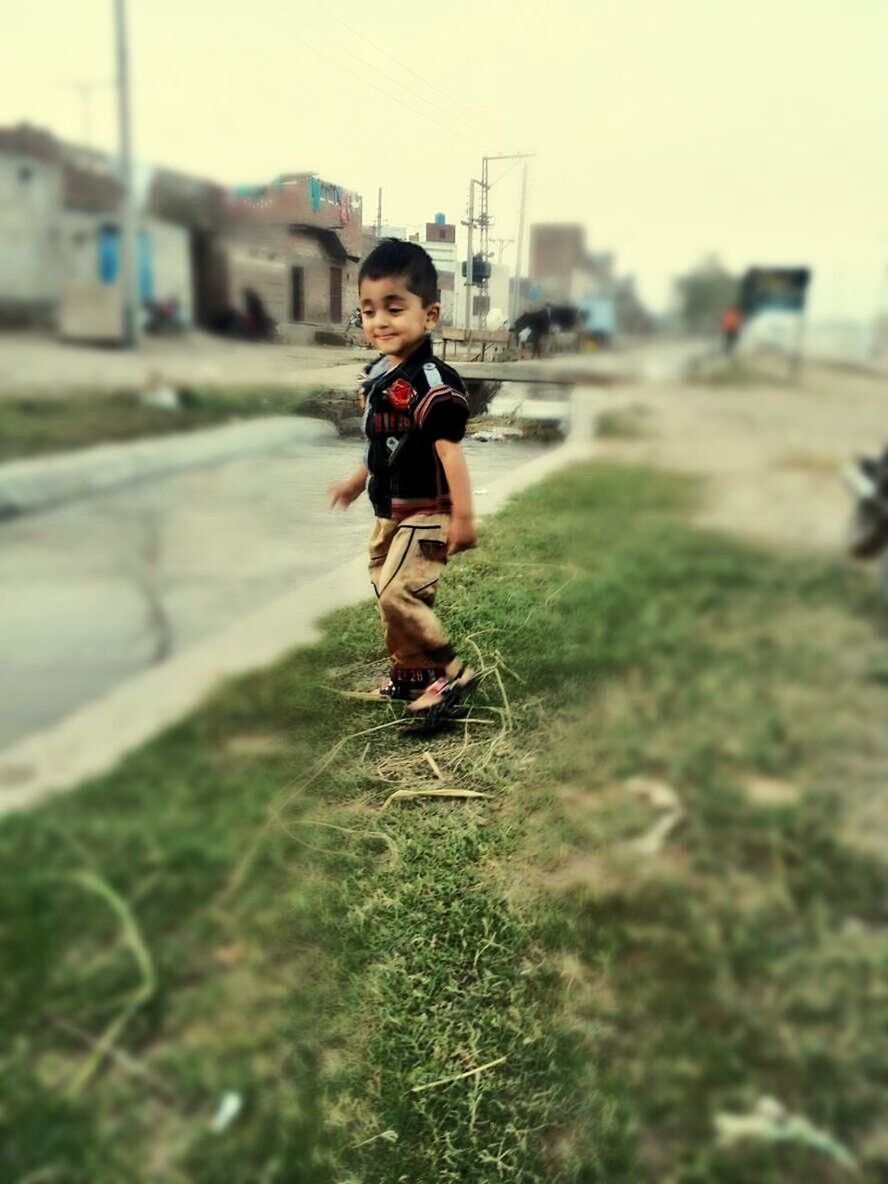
685;353;798;388
0;386;338;462
594;403;654;439
2;463;887;1181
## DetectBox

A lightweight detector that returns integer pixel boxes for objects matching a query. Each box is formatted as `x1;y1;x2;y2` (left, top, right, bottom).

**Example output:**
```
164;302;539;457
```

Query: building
530;224;586;298
529;223;615;306
0;149;63;327
0;123;200;339
221;173;363;331
422;215;457;325
0;123;365;340
526;221;652;337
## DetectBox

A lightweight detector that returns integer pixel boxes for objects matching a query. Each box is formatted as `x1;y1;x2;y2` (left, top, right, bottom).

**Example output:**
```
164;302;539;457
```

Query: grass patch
686;353;797;388
595;402;655;439
1;463;887;1181
0;385;334;461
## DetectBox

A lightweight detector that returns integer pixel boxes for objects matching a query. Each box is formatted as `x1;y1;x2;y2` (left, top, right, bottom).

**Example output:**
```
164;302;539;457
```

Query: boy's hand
329;477;363;510
447;515;477;556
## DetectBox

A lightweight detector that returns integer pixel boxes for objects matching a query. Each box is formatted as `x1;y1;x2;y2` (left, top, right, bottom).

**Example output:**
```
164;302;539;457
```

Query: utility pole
461;179;482;333
491;237;514;265
376;187;382;237
114;0;138;348
512;162;529;323
480;153;534;326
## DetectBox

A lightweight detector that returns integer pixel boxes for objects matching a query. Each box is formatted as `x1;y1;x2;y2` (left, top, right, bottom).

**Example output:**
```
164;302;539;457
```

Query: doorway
290;266;304;322
329;266;342;324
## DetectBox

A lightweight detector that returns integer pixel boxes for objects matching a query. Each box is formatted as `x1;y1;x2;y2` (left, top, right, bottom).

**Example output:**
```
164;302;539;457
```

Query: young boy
329;240;476;713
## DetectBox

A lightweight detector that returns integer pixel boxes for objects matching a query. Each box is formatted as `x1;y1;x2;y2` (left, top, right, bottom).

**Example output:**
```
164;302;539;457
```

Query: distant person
243;287;275;341
329;239;478;715
721;307;742;354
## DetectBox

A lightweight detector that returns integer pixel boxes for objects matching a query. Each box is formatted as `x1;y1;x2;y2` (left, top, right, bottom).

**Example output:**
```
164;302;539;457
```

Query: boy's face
359;276;439;366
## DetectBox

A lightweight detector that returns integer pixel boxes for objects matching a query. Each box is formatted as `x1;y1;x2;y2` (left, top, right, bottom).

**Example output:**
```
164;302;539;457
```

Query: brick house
222;174;364;331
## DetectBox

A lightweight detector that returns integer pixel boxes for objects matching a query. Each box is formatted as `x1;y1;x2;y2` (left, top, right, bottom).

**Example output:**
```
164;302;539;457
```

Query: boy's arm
434;439;476;555
329;462;369;509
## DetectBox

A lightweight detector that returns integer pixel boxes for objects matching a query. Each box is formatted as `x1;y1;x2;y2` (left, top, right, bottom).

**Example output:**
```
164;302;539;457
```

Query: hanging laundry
137;230;154;303
97;225;119;284
310;176;321;212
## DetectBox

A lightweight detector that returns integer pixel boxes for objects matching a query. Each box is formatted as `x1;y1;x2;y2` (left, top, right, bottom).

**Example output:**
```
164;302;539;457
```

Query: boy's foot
356;667;446;702
364;680;420;702
406;666;477;714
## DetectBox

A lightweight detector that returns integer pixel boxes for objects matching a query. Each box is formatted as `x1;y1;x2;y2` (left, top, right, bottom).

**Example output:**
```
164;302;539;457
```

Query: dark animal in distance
512;304;586;357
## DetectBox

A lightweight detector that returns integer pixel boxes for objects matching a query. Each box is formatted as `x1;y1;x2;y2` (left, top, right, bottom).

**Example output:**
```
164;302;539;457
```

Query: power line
271;1;489;144
316;3;516;144
216;8;465;212
488;157;524;190
318;117;462;199
59;78;114;147
223;6;477;213
253;4;488;151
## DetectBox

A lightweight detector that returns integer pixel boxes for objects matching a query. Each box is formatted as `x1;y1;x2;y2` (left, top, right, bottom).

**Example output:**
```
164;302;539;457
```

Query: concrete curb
0;416;337;518
0;434;594;816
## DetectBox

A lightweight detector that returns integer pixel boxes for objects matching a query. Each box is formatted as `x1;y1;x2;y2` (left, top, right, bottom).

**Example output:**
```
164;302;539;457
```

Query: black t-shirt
361;336;469;519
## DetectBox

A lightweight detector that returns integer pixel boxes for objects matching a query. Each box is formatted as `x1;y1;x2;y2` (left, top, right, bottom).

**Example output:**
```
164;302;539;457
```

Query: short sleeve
414;385;470;443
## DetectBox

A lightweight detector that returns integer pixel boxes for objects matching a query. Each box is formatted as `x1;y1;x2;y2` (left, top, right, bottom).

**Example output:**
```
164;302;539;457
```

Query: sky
3;0;888;317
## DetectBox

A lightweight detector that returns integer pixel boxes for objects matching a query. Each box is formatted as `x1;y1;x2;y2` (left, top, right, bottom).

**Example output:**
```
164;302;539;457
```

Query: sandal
368;680;419;702
406;666;477;714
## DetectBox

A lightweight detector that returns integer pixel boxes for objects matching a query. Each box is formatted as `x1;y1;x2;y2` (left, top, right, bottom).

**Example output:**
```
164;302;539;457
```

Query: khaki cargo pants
368;513;455;677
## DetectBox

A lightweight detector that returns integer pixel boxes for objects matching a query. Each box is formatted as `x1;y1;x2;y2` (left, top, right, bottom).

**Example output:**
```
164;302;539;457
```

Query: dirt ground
0;329;369;395
585;360;887;558
583;359;888;867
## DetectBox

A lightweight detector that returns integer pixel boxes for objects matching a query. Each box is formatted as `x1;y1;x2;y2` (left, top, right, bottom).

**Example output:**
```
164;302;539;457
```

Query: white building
0;137;193;339
58;212;192;340
0;153;63;325
422;217;457;325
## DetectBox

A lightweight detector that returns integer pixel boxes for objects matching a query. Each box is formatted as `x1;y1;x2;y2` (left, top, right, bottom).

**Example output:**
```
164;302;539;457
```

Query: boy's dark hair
359;239;439;306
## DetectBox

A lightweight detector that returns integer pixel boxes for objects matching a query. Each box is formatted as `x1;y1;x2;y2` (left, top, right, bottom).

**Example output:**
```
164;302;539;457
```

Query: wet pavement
0;429;548;748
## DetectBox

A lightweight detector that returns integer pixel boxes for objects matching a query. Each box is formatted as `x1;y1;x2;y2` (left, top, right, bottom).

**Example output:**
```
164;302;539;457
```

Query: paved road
0;338;708;750
0;429;548;749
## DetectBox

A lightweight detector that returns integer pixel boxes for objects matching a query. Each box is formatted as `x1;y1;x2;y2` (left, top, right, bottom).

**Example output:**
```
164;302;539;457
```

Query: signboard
738;267;811;316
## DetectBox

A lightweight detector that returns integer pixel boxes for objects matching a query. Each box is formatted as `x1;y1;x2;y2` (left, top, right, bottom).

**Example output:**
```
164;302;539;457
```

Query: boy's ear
424;302;441;328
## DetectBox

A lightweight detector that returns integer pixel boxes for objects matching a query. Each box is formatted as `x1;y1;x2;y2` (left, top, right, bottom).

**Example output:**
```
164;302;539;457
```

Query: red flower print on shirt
386;379;414;410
